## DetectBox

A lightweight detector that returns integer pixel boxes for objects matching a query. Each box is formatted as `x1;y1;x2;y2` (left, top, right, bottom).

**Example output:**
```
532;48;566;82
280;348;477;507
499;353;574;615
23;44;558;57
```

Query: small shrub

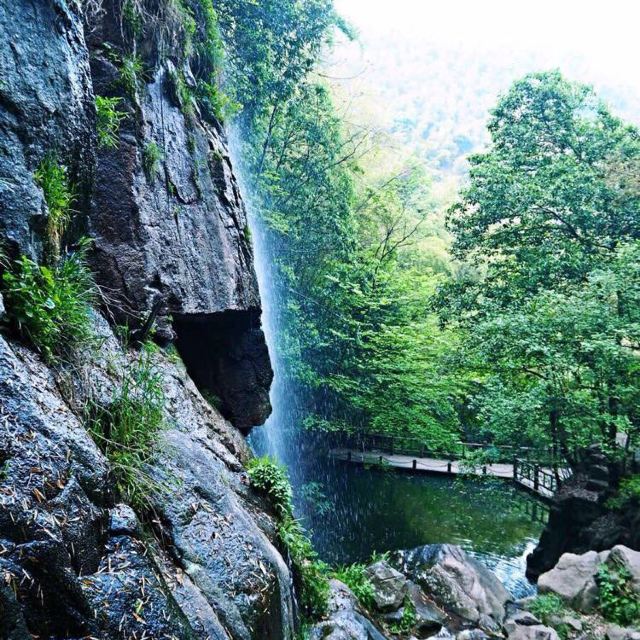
34;155;75;256
527;593;569;638
389;598;417;634
607;475;640;511
89;342;165;511
197;80;239;123
143;141;163;180
596;562;640;626
332;563;376;610
119;53;144;97
247;456;294;520
95;96;127;148
247;456;330;620
122;0;143;37
1;241;95;362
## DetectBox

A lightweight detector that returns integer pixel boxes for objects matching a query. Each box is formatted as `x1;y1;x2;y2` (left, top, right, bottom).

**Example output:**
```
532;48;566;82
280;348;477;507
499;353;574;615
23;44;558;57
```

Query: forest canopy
215;0;640;460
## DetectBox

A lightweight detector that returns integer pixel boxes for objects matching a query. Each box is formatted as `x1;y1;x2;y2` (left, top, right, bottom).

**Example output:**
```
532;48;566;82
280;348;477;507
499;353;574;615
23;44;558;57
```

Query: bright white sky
334;0;640;88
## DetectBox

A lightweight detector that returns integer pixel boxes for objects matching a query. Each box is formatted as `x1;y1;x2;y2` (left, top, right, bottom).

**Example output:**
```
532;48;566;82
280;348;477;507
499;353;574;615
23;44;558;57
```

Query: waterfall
227;130;307;496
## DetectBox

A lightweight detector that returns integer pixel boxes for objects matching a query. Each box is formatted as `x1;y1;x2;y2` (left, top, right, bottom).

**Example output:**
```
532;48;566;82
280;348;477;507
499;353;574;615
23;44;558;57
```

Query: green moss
143;141;163;181
1;240;96;363
95;96;127;149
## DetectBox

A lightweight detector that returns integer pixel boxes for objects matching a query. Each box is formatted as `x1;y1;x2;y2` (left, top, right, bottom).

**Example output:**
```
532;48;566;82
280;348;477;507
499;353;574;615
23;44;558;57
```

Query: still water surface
301;462;545;597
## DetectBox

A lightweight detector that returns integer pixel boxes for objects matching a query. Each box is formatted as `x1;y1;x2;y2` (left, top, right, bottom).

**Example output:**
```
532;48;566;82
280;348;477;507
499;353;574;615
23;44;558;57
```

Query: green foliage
597;562;640;626
34;154;75;257
170;68;195;116
89;342;165;511
95;96;127;149
122;0;143;36
438;72;640;460
332;563;376;610
247;457;329;619
143;141;163;180
607;475;640;510
388;599;417;635
1;242;96;363
527;594;569;639
119;53;144;97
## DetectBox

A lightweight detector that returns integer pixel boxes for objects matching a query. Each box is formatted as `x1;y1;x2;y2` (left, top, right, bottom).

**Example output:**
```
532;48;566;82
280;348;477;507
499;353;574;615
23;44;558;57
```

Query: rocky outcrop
527;447;640;580
0;0;94;261
0;316;293;639
308;580;390;640
538;545;640;614
0;0;285;636
392;544;511;633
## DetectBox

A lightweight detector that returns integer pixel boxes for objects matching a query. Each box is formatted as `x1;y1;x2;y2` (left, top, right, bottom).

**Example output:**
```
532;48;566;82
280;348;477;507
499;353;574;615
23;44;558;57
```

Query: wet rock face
0;0;94;260
0;316;293;639
392;544;511;633
88;61;260;326
85;7;273;431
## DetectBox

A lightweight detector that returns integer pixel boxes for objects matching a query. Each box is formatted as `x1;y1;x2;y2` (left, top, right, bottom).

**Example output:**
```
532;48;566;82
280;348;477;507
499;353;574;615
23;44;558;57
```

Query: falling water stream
227;132;543;598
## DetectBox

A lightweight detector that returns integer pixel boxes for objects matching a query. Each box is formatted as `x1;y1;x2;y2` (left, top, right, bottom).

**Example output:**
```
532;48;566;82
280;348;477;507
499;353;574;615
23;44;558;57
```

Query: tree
441;72;640;459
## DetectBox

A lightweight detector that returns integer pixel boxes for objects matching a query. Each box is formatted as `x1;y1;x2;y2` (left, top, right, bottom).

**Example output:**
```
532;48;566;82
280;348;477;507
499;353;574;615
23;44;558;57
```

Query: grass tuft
143;141;163;181
34;154;75;259
96;96;127;149
332;563;376;610
88;341;165;511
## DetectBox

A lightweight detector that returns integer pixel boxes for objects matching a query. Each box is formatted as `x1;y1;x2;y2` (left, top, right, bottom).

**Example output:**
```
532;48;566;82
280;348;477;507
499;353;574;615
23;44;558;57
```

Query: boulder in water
391;544;511;631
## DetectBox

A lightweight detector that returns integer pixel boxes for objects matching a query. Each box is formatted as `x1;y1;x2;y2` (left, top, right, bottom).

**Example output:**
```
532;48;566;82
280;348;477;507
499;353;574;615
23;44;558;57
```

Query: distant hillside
328;31;640;180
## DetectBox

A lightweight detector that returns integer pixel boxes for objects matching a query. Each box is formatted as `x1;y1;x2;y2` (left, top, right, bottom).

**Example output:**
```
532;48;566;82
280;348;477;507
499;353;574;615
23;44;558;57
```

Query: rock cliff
0;1;288;638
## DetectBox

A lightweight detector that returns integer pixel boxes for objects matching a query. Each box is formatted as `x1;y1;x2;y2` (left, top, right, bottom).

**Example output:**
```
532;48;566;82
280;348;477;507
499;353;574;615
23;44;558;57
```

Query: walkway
329;448;564;500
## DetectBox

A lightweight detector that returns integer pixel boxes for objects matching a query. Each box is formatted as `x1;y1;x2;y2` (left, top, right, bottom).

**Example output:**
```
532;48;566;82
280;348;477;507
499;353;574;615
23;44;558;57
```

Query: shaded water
301;461;545;597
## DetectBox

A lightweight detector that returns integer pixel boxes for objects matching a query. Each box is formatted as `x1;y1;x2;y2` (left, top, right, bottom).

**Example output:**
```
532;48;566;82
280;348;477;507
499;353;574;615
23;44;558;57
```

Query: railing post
534;465;540;492
348;451;352;462
412;459;417;471
513;457;518;480
447;461;452;474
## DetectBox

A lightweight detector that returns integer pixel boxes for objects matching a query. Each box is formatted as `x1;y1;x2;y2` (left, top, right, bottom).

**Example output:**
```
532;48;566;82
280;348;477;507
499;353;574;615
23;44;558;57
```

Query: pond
299;461;546;598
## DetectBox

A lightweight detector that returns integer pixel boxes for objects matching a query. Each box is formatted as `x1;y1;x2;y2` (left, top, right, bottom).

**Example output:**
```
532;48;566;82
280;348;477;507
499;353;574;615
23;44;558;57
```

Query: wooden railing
334;432;562;467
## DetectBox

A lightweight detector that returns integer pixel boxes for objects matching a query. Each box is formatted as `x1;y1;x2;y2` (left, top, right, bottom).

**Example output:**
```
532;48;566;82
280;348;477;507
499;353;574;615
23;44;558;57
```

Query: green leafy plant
95;96;127;149
119;53;144;97
170;68;195;116
332;562;376;610
122;0;143;37
89;342;165;511
607;475;640;511
527;594;569;639
34;154;75;257
247;456;329;619
596;562;640;626
1;241;96;362
143;141;163;181
389;599;417;635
